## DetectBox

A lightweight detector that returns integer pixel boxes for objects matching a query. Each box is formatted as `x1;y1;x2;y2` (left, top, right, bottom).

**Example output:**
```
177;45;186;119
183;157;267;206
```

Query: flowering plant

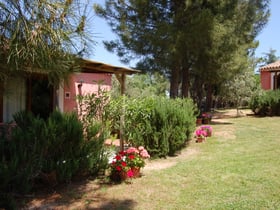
110;146;150;180
200;125;212;137
201;113;212;120
125;146;150;168
195;128;207;138
110;151;133;177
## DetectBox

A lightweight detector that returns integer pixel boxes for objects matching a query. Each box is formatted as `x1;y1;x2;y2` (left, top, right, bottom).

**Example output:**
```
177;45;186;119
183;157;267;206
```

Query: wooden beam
115;73;126;151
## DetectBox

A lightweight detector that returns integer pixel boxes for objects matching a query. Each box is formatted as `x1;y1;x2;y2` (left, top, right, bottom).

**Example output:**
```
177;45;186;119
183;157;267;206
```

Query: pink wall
260;71;271;90
63;73;112;113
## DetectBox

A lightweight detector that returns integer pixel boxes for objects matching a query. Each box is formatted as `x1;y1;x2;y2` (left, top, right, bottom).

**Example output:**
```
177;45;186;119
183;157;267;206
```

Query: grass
24;111;280;209
89;113;280;210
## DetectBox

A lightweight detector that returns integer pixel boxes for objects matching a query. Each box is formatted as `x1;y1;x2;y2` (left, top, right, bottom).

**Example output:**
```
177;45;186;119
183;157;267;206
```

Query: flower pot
196;137;205;143
196;118;202;125
131;167;141;178
202;118;210;124
110;170;128;182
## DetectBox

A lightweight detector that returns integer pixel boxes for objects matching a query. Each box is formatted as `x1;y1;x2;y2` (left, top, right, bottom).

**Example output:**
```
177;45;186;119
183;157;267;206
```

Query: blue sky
90;0;280;68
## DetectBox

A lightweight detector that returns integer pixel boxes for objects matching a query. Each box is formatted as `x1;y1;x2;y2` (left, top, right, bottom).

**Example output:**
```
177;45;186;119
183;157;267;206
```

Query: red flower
116;166;122;171
128;154;135;160
119;151;126;156
126;169;134;177
121;161;127;167
115;155;122;160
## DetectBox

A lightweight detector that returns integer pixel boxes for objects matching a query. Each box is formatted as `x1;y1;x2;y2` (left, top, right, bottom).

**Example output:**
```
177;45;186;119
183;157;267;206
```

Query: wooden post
115;73;126;151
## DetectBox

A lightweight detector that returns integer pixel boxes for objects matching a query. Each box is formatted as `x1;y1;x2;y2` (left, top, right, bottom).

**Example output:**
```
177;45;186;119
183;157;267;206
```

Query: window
3;78;26;122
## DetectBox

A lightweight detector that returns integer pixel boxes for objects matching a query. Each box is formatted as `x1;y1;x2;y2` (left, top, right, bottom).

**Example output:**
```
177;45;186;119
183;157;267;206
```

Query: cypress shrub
105;96;196;157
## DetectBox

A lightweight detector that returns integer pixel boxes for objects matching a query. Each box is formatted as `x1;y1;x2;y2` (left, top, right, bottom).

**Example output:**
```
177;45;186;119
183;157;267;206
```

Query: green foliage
220;66;257;111
259;48;280;66
95;0;270;101
1;112;46;193
249;89;280;116
110;73;169;98
0;109;108;207
0;0;94;82
104;96;196;157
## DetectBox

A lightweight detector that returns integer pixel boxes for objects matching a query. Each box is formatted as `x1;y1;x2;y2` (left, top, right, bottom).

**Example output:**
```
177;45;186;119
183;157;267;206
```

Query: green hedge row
104;97;197;157
249;89;280;116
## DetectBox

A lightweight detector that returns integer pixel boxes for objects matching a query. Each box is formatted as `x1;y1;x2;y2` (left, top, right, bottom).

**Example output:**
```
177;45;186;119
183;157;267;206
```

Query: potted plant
201;113;212;124
125;146;150;177
109;146;150;182
200;125;213;137
109;151;134;182
195;128;207;143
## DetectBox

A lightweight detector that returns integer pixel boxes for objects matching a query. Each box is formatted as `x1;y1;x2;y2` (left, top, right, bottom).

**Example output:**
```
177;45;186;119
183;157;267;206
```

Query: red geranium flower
115;155;122;160
129;154;135;159
126;169;134;177
119;151;126;156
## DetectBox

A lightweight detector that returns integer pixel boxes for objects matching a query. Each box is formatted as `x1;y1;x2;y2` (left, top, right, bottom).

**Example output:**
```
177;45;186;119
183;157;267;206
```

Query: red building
260;60;280;90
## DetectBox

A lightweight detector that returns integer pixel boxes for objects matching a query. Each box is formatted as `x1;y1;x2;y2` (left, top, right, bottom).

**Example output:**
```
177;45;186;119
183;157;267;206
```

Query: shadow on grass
90;199;136;210
21;175;137;210
210;120;233;125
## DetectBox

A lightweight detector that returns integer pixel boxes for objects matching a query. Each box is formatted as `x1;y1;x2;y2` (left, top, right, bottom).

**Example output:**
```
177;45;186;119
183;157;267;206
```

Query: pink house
0;59;138;123
260;60;280;90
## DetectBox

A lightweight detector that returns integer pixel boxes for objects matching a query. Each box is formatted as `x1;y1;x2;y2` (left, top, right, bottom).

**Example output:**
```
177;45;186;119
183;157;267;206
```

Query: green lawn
24;112;280;209
92;114;280;210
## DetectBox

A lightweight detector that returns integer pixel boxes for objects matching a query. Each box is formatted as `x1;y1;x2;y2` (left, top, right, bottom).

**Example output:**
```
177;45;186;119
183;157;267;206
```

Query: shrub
0;110;109;208
249;89;280;116
104;96;197;157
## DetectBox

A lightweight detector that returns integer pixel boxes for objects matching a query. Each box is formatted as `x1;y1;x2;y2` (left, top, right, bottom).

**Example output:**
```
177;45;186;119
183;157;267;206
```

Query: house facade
0;59;138;123
260;60;280;90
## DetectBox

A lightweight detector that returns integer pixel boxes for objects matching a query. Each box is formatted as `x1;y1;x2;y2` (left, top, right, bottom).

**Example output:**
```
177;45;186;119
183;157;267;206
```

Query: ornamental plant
126;146;150;168
201;113;212;120
195;128;207;138
200;125;213;137
110;146;150;180
110;151;133;178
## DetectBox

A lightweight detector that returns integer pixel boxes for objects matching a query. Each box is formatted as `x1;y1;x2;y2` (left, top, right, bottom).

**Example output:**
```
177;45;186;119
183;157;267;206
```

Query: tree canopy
95;0;270;110
0;0;94;83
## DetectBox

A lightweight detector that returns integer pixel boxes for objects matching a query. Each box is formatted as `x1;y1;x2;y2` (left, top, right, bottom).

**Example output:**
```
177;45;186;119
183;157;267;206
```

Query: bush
105;96;197;157
249;89;280;116
0;110;108;208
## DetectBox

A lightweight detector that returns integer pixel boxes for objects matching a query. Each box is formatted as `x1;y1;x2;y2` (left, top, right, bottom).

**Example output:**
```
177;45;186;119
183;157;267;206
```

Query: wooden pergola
81;59;140;150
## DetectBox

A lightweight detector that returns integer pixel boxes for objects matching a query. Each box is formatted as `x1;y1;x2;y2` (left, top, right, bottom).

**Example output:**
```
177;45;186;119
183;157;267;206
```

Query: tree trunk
170;67;180;98
181;68;189;98
205;84;213;112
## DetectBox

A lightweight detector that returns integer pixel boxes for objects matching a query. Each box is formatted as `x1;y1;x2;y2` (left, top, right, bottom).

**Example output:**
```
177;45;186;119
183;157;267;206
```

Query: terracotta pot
202;118;210;124
196;118;202;125
196;137;205;143
207;131;212;137
131;167;141;178
110;170;128;182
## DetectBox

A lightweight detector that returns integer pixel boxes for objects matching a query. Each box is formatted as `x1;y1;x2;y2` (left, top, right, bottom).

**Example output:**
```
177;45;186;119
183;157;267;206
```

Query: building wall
260;71;271;90
63;73;112;113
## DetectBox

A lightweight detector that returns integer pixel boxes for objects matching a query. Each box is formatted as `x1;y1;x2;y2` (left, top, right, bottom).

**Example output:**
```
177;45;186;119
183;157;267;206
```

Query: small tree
220;68;256;115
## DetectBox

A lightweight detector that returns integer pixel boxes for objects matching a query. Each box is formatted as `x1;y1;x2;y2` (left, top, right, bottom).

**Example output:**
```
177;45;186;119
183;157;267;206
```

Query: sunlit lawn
91;113;280;210
24;111;280;209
